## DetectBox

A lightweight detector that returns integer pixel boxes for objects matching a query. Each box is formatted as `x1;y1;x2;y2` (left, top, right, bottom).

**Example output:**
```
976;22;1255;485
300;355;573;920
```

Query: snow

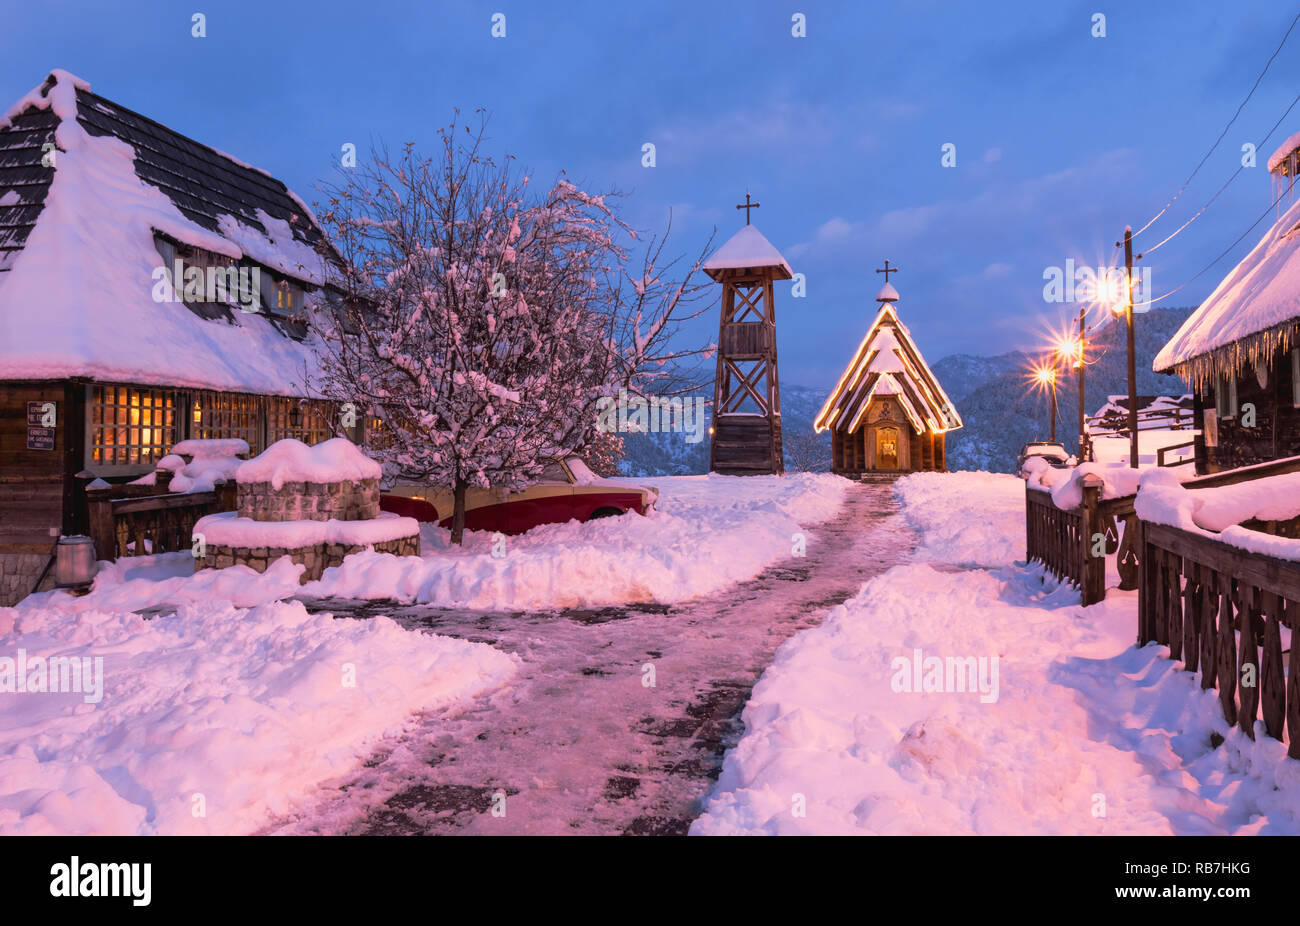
875;281;899;302
194;511;419;549
1268;130;1300;173
36;473;851;618
702;225;793;277
172;438;249;459
0;70;325;396
1154;193;1300;372
1134;467;1300;561
236;438;380;488
129;443;246;494
0;584;517;835
1024;459;1144;507
216;209;327;286
693;471;1300;835
1090;430;1196;467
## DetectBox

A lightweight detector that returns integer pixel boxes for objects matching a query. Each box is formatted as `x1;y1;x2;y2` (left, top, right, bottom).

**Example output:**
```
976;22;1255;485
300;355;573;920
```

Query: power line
1141;87;1300;255
1134;177;1294;308
1131;9;1300;239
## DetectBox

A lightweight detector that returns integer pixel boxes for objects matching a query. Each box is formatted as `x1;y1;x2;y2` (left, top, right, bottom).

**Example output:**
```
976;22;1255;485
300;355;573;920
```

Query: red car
379;456;657;534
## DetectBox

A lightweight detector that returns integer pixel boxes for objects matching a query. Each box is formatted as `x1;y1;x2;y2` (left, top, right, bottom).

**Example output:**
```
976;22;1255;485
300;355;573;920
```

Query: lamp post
1114;225;1139;469
1036;363;1059;444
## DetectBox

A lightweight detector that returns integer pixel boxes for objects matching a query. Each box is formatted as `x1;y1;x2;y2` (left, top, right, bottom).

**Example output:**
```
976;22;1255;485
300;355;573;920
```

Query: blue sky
4;0;1299;387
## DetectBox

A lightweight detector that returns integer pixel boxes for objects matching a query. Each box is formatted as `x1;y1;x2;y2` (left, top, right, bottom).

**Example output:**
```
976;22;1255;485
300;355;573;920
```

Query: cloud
983;147;1002;163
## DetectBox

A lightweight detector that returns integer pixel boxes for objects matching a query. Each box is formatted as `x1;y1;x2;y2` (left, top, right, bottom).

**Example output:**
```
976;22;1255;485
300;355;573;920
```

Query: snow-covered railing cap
703;225;793;281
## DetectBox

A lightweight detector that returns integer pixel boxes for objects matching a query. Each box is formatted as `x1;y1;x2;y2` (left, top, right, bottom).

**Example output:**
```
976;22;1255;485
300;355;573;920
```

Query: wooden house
813;280;961;475
1154;135;1300;474
0;70;349;605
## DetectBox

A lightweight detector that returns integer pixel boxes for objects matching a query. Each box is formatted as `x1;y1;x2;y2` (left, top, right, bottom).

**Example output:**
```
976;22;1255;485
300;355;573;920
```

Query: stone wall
0;552;56;608
237;478;380;523
197;534;418;583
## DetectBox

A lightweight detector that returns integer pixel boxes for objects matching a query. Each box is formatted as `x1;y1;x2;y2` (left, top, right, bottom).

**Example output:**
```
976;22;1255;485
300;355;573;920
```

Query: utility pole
1076;305;1087;462
1049;368;1058;443
1123;225;1138;469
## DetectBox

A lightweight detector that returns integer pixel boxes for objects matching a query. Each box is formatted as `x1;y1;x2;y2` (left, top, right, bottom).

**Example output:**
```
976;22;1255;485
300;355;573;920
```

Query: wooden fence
1027;455;1300;605
1025;477;1137;605
86;478;236;560
1137;519;1300;756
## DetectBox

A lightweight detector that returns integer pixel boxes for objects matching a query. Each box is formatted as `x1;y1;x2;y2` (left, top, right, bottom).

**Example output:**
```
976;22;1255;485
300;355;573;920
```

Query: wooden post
1080;473;1105;606
1123;226;1139;469
86;486;115;562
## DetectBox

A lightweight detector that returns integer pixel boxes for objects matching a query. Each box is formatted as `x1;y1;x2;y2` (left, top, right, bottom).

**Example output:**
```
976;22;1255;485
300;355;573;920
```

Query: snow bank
236;438;380;488
894;471;1024;568
194;511;418;548
46;473;852;614
0;594;517;835
693;471;1300;835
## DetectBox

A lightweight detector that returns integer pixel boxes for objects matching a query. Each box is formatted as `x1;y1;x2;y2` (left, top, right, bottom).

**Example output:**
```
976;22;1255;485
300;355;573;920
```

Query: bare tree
310;114;713;542
784;429;833;473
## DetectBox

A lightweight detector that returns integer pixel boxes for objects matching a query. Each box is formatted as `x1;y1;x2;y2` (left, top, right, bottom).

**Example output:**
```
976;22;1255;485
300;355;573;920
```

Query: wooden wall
1199;345;1300;473
0;380;83;554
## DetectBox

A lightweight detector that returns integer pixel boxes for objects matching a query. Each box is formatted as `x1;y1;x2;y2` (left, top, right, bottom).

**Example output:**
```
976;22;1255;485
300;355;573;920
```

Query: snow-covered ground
0;596;516;835
0;472;850;835
31;472;851;616
692;470;1300;835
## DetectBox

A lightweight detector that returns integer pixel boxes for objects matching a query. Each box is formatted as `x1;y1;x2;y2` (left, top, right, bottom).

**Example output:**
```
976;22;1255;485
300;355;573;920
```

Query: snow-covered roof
0;70;334;396
1154;193;1300;381
814;302;962;435
875;281;899;302
1268;130;1300;174
703;225;793;280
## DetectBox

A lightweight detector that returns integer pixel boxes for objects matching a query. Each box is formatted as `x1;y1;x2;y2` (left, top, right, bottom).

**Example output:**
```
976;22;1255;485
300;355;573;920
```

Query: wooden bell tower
704;195;791;475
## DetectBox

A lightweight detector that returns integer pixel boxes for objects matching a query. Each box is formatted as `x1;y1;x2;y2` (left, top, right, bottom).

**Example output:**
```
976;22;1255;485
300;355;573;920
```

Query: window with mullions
91;385;177;466
190;391;262;455
267;396;336;445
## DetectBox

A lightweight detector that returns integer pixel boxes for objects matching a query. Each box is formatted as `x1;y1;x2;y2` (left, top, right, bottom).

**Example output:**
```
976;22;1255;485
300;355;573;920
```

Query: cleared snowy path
264;481;914;835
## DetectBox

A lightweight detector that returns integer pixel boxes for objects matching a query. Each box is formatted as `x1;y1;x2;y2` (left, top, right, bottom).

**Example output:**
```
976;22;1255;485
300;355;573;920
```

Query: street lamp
1035;362;1059;443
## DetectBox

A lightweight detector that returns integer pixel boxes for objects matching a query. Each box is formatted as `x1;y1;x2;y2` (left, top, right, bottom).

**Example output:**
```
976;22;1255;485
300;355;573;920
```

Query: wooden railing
1026;455;1300;606
1137;519;1300;756
1156;440;1196;468
86;480;236;560
1025;477;1138;605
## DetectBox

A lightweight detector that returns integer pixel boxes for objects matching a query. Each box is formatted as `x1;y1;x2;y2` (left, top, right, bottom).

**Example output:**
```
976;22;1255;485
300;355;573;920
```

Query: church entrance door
876;426;899;469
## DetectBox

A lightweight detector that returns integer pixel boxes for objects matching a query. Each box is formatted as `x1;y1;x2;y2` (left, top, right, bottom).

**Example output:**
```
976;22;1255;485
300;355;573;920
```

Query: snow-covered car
1016;441;1071;477
379;456;657;534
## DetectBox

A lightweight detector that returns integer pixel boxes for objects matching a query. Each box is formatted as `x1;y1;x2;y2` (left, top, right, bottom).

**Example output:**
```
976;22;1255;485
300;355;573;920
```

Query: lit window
91;385;176;466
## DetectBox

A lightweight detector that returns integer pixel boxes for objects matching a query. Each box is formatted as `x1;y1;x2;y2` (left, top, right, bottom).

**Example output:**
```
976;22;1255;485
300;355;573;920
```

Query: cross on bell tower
875;259;899;283
703;198;791;476
736;192;760;225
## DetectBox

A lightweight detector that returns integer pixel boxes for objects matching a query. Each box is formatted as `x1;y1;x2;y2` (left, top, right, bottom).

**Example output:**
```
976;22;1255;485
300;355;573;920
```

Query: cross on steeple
736;192;761;225
875;259;899;283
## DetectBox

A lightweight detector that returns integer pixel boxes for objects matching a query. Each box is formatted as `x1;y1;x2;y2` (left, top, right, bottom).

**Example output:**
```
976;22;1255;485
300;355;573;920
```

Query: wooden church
814;265;962;475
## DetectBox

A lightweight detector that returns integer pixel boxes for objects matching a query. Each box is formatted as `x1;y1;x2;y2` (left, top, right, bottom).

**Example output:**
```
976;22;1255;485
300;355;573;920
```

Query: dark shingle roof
0;74;328;279
0;107;57;272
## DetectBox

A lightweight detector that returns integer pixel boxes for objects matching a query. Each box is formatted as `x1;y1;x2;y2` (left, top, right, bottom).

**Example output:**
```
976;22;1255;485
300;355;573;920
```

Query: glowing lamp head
1035;366;1055;385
